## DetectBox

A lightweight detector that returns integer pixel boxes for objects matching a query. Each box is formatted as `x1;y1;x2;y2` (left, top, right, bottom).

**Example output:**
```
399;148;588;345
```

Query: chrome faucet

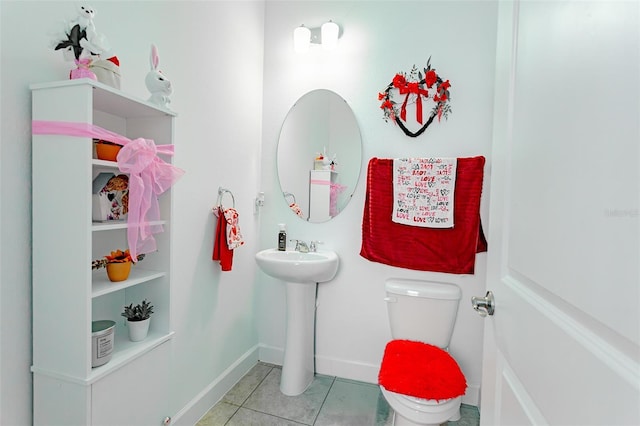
291;239;309;253
309;241;323;252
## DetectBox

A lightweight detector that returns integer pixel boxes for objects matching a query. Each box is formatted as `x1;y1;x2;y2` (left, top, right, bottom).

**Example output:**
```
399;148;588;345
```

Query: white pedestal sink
255;248;339;396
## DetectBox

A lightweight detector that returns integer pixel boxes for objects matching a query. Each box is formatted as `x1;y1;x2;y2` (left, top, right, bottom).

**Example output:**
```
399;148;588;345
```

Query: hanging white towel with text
392;158;457;228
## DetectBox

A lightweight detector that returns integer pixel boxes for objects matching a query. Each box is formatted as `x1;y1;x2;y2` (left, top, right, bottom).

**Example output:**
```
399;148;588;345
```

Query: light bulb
321;21;339;50
293;25;311;53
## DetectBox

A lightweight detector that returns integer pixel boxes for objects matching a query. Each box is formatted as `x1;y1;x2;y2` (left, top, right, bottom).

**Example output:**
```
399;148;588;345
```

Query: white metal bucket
92;320;115;367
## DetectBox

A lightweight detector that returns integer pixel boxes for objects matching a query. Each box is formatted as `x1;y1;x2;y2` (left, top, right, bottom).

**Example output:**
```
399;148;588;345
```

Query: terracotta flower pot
106;261;131;282
95;142;122;161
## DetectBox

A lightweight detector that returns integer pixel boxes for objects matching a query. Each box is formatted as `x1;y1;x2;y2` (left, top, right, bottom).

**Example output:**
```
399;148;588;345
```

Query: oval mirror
277;90;362;223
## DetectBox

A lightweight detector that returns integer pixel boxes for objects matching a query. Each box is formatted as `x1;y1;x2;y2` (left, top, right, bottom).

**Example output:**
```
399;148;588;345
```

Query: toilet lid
378;339;466;401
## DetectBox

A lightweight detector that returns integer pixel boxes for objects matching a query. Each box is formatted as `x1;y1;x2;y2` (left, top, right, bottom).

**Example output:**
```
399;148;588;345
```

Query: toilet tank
385;279;462;349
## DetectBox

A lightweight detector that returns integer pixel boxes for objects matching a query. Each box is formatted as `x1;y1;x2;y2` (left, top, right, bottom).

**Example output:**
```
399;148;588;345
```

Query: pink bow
117;138;184;259
329;183;347;216
32;120;184;260
70;59;97;81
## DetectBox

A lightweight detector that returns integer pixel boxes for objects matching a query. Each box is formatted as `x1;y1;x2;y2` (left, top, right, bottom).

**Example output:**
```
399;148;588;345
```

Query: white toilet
379;279;466;426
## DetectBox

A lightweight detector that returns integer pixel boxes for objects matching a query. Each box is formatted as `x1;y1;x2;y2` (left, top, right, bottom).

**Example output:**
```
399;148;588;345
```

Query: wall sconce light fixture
293;20;340;53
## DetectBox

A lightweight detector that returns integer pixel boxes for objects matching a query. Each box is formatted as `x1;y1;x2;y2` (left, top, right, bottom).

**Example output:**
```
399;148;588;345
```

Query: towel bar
283;191;296;204
216;187;235;209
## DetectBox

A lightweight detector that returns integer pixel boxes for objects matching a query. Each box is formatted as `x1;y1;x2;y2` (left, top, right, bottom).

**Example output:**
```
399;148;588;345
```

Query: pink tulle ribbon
329;183;347;216
32;120;185;260
70;59;97;81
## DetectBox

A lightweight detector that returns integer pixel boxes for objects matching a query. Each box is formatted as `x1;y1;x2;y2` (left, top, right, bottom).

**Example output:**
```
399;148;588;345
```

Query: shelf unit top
30;79;177;119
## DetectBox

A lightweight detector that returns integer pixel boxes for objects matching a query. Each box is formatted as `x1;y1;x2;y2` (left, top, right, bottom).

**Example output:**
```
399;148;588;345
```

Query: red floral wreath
378;58;452;137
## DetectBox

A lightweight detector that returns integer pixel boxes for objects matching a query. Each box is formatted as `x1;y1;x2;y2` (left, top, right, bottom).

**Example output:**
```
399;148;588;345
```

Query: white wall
0;1;264;424
258;1;498;405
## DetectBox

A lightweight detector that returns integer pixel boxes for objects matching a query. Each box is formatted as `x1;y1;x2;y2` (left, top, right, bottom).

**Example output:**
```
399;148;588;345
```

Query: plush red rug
378;339;467;401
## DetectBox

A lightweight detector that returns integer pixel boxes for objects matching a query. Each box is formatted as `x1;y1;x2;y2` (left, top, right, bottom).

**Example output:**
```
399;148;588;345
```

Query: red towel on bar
213;206;233;271
360;157;487;274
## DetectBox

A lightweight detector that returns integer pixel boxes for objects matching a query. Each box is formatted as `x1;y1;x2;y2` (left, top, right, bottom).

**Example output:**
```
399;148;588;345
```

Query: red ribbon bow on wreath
394;76;430;124
379;57;452;138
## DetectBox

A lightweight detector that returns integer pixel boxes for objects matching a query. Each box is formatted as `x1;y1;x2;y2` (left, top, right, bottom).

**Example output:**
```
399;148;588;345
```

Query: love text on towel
392;158;457;228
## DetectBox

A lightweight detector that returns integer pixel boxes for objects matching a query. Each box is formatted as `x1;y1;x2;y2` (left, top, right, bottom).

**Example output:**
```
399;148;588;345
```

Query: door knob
471;291;495;317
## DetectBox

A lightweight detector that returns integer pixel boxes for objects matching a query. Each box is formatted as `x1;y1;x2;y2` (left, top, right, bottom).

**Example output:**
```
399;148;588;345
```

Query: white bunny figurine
145;44;172;109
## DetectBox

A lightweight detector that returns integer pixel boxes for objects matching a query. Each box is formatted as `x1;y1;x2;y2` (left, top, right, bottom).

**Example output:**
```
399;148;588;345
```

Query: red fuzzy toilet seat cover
378;339;467;401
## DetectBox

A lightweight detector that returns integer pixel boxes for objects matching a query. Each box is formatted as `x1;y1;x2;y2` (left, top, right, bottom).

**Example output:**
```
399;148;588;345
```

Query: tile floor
196;362;480;426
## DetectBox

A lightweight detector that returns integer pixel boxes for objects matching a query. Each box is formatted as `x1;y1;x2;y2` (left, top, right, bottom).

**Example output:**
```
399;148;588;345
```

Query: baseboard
463;383;480;406
315;354;380;384
257;344;480;406
257;343;283;366
170;345;259;426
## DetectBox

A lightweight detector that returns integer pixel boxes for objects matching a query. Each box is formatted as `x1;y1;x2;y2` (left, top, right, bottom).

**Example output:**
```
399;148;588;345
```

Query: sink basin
255;248;339;283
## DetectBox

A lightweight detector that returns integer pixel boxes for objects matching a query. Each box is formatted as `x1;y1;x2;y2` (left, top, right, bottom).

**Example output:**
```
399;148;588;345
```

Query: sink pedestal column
280;281;317;396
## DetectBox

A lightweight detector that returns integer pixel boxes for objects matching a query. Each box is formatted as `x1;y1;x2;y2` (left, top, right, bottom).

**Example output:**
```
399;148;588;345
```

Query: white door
480;2;640;425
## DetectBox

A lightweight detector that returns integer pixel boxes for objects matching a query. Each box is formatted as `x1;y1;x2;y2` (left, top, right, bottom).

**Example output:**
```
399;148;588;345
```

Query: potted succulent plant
92;249;144;282
121;299;154;342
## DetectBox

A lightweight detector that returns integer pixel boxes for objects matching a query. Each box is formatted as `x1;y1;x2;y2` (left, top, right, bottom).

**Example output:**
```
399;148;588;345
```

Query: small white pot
127;318;150;342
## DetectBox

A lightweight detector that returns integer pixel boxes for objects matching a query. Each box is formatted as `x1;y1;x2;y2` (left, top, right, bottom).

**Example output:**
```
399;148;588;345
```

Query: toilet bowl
380;386;461;426
378;279;466;426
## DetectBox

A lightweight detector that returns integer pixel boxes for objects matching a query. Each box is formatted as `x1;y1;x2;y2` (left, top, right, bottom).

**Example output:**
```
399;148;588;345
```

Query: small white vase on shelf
127;318;150;342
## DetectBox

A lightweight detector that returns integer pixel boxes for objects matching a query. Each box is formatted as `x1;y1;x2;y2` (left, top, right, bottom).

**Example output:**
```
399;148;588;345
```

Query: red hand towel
212;206;233;271
360;157;487;274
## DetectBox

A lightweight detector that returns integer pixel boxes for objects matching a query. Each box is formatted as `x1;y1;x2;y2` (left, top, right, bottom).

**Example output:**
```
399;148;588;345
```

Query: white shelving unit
31;79;176;425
